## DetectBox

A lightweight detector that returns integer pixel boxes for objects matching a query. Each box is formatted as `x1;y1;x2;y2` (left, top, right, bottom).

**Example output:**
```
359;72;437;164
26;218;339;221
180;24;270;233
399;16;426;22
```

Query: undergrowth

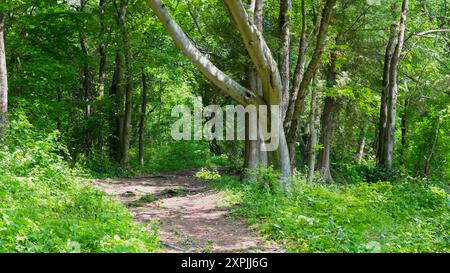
0;114;160;253
206;168;449;253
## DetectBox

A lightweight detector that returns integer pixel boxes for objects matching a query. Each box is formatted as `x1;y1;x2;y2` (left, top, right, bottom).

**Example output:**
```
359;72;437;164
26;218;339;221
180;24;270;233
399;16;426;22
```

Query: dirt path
97;169;281;253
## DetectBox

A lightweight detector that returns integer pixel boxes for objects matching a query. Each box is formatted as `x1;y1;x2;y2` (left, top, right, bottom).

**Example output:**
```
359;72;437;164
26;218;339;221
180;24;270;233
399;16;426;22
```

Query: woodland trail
97;169;282;253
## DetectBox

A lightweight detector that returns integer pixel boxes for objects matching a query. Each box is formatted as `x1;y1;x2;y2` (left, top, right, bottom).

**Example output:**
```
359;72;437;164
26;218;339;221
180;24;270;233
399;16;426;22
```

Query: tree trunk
0;11;8;133
355;126;367;164
244;67;265;174
80;0;92;119
244;0;267;177
400;80;409;160
98;0;107;98
117;0;134;168
147;0;291;181
316;51;338;182
284;0;307;132
377;24;397;166
279;0;291;119
109;51;125;162
139;72;148;166
316;97;336;182
307;83;319;183
286;0;337;166
423;119;440;177
78;0;93;155
384;0;409;169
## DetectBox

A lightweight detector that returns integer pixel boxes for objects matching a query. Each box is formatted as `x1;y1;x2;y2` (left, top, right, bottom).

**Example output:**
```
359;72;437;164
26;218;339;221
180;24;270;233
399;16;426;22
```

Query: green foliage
2;0;449;254
195;168;221;181
0;115;160;253
211;171;449;253
130;141;231;175
139;194;156;203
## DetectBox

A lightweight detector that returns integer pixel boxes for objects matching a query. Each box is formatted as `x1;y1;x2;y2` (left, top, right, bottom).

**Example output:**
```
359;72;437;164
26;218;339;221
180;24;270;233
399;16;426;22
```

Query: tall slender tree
279;0;291;119
139;72;148;166
384;0;409;169
377;23;398;166
286;0;337;165
0;11;8;132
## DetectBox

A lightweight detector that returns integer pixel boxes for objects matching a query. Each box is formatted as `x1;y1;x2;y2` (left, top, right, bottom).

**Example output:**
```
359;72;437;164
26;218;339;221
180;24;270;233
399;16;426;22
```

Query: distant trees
1;0;448;182
146;0;338;182
147;0;293;180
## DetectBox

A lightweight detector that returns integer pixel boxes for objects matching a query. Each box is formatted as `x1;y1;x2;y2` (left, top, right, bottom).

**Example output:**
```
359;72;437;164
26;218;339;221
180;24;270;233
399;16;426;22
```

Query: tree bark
377;24;397;166
284;0;307;131
355;126;367;164
139;72;148;166
244;68;264;173
286;0;336;165
400;80;409;160
146;0;264;107
244;0;267;176
80;0;92;119
0;11;8;133
109;52;125;162
316;97;336;182
316;51;338;182
384;0;409;169
307;82;319;183
78;0;95;157
147;0;291;180
279;0;291;120
423;119;440;177
222;0;291;179
116;0;133;168
98;0;107;98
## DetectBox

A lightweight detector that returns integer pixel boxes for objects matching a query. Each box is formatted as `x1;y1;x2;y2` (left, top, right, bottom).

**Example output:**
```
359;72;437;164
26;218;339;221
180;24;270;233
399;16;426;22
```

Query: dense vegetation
0;115;159;252
0;0;448;253
200;168;448;252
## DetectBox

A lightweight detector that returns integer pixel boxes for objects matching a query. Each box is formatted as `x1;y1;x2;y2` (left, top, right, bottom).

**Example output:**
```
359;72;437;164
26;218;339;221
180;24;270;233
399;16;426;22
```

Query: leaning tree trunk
146;0;291;181
223;0;291;179
0;11;8;135
284;0;308;132
384;0;409;169
286;0;337;166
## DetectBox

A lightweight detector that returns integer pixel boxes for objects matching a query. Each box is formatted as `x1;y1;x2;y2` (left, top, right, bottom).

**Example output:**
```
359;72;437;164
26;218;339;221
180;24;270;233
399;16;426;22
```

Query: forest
0;0;448;253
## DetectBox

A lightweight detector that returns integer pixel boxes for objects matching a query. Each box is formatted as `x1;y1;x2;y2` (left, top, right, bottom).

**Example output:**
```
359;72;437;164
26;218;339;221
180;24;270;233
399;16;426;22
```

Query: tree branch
222;0;283;105
146;0;265;106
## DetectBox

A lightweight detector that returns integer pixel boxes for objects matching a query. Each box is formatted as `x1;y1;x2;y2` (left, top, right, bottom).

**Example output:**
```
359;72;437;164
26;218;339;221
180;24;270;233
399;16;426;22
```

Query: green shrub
0;115;160;253
212;169;449;253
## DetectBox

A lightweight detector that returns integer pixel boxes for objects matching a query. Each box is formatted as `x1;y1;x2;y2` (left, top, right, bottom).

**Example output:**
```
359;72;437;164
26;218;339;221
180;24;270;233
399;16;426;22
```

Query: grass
206;170;449;253
0;116;160;253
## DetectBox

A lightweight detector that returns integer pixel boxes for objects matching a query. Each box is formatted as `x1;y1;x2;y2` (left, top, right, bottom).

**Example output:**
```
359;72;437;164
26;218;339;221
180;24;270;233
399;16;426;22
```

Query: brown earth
96;169;282;253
